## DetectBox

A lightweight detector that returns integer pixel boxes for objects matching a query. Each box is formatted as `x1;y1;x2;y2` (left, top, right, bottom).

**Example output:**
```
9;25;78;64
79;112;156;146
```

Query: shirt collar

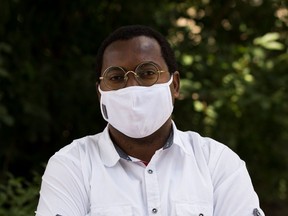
170;121;193;156
98;121;191;167
113;143;132;161
113;127;175;161
98;126;121;167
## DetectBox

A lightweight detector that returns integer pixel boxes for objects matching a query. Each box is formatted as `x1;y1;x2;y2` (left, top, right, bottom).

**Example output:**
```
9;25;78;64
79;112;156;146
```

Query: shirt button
147;169;153;174
199;214;204;216
253;208;261;216
152;208;158;213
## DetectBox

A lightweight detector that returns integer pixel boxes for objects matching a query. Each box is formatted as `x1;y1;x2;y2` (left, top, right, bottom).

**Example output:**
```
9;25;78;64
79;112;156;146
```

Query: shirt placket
145;162;161;216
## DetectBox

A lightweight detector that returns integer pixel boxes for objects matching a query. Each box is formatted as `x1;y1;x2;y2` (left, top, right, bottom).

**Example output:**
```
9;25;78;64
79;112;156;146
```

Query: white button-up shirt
36;123;265;216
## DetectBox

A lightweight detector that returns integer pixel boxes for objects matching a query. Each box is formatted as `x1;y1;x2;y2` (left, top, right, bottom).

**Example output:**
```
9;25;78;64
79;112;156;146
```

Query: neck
108;118;173;162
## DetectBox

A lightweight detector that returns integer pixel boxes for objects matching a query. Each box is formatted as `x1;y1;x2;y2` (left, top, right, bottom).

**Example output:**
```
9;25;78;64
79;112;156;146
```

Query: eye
137;70;158;79
105;68;125;82
109;75;125;81
137;62;159;80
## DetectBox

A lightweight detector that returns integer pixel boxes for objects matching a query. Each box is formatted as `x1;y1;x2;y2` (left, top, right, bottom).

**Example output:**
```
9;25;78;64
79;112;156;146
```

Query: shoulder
42;132;104;189
46;132;104;174
175;128;244;179
55;133;102;159
175;129;231;160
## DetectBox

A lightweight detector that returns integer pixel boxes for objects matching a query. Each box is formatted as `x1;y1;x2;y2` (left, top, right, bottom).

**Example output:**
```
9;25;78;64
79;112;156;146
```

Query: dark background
0;0;287;215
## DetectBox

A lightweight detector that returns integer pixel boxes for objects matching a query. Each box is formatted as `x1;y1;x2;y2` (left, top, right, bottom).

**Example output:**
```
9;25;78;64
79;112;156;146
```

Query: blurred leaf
254;32;284;50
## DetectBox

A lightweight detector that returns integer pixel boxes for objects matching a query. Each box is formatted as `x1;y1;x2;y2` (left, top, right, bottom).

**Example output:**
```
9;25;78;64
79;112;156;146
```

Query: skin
96;36;180;162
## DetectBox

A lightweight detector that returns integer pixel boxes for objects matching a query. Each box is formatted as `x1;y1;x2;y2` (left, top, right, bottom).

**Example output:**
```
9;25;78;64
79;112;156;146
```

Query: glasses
99;61;168;90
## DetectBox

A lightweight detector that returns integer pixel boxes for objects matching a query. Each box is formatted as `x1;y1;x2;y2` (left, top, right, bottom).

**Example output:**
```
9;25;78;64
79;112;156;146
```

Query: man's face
98;36;180;101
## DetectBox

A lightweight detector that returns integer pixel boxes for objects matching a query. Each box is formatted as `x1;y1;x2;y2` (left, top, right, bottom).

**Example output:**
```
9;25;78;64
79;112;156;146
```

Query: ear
96;82;101;101
172;71;180;99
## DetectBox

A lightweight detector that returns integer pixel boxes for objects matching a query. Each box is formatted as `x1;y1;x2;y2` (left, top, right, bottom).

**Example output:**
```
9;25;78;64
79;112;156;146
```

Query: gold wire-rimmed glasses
99;61;168;90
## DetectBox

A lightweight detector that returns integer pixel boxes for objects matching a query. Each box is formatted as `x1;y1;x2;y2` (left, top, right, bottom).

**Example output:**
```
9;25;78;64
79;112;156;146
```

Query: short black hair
95;25;178;81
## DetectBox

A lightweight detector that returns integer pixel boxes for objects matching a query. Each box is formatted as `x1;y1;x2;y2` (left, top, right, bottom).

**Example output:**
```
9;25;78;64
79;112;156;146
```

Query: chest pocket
91;205;134;216
175;203;213;216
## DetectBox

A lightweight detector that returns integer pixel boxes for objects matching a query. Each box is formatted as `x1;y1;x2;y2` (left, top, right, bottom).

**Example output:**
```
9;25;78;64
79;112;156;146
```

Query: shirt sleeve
35;152;90;216
210;146;265;216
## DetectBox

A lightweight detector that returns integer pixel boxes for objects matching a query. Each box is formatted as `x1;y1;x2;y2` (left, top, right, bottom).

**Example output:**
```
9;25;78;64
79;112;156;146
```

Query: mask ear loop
151;75;173;89
167;75;174;85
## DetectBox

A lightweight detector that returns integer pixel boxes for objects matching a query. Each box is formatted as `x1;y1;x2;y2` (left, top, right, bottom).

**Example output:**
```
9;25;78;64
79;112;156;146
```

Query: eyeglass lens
103;62;160;90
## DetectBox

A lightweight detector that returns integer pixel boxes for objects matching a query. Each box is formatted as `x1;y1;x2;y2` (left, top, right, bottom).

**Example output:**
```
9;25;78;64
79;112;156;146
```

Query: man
36;25;265;216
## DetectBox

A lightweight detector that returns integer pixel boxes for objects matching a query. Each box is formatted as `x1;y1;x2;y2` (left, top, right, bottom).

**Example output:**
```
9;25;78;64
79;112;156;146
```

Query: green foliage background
0;0;287;215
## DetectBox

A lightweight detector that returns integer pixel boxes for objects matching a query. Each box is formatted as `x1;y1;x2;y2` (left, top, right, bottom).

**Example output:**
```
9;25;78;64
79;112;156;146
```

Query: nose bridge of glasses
124;70;140;86
124;70;138;78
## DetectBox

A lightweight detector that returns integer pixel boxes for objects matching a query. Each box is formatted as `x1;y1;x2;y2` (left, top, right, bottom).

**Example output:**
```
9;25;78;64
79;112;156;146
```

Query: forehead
102;36;167;72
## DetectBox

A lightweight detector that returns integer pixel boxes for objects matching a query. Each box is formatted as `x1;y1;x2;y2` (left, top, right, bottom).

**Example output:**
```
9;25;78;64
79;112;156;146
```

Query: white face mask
98;77;174;138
